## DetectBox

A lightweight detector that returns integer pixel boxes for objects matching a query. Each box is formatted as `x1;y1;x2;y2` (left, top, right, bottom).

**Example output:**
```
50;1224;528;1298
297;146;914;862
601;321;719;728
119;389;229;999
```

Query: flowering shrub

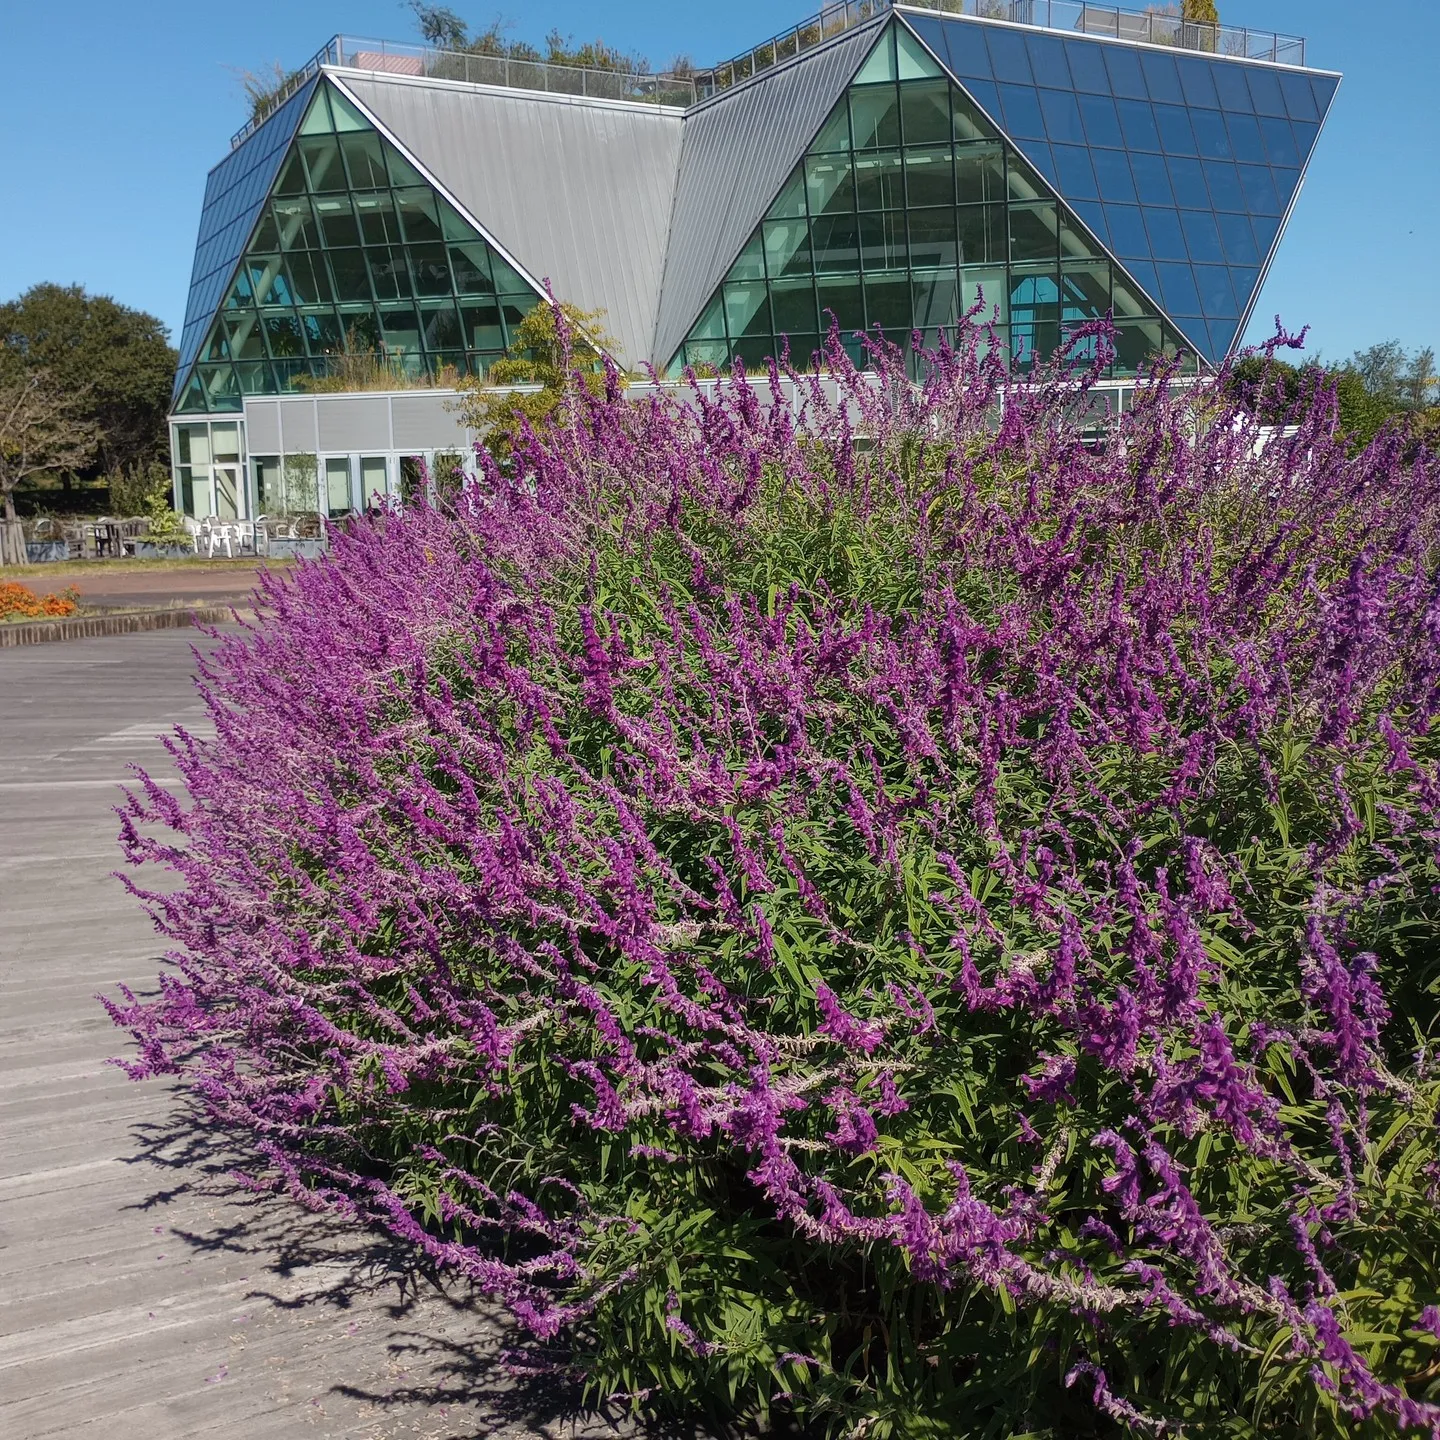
108;321;1440;1437
1;580;78;619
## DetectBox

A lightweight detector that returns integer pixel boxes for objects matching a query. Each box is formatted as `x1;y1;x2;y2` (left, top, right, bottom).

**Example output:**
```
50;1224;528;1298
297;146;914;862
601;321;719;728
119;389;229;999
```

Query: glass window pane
1102;203;1148;257
767;169;807;219
1228;266;1260;311
958;204;1006;264
908;207;958;268
1009;203;1058;265
1059;211;1099;261
1189;109;1232;161
998;85;1045;141
770;277;818;335
1216;212;1258;266
854;151;904;210
360;457;389;507
1143;208;1187;262
811;213;861;271
449;242;494;294
1078;93;1123;149
1165;155;1209;210
299;135;345;192
962;78;1002;127
860;211;907;270
1026;34;1071;90
985;28;1033;85
272;197;320;249
1115;98;1160;151
1193;265;1237;317
851;85;901;149
1154;105;1196;156
729;233;765;281
1157;262;1201;316
913;269;959;332
326;457;351;517
313;197;359;247
461;300;504;350
1259;117;1299;168
1063;39;1110;94
854;26;897;85
1061;261;1110;321
1130;152;1174;206
251;211;280;252
688;294;725;343
380;305;422;353
805;155;856;216
900;79;951;145
1209;161;1251;213
962;266;1007;324
809;102;851;155
1141;52;1183;105
383;146;428;188
368;247;410;300
410;244;452;297
439;199;475;242
952;89;996;142
1176;57;1220;109
396;189;444;244
301;310;344;354
1272;167;1301;209
1037;87;1084;144
724;281;770;339
223;314;264;360
763;219;812;278
1103;45;1147;100
1180;210;1224;264
1091;148;1137;204
864;271;911;330
1211;64;1252;112
1245;67;1287;118
340;132;389;189
1112;318;1166;372
904;147;954;208
284;252;334;306
300;87;334;135
355;193;402;246
328;88;369;133
1051;144;1098;202
955;145;1005;204
274;150;308;198
816;274;864;333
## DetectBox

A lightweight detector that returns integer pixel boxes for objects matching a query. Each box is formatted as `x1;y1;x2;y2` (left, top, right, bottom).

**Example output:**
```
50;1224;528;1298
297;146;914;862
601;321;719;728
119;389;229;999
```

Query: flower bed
0;580;79;621
108;322;1440;1437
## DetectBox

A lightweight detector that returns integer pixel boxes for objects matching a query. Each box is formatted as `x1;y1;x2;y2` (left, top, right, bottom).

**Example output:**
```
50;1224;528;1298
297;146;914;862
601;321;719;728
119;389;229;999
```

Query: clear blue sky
0;0;1432;364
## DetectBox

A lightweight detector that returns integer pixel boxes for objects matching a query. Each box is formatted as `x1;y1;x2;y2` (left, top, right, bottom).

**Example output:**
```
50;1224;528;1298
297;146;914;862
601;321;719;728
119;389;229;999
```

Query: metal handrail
695;0;1307;97
230;0;1311;150
231;35;698;149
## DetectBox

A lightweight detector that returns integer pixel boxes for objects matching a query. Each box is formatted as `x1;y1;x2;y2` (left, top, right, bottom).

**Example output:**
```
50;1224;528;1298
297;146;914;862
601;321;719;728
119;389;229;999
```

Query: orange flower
0;581;79;620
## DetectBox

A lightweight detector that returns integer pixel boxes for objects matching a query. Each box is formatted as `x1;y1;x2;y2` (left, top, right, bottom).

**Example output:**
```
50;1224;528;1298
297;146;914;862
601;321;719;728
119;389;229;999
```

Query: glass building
170;0;1339;517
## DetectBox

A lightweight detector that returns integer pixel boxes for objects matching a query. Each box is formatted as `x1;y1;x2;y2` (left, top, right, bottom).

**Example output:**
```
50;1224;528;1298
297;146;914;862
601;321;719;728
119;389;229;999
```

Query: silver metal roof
335;72;685;370
650;19;884;368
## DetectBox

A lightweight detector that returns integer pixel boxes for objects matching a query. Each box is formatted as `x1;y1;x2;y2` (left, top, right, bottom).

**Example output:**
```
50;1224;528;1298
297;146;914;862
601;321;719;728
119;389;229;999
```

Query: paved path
63;564;277;611
0;629;601;1439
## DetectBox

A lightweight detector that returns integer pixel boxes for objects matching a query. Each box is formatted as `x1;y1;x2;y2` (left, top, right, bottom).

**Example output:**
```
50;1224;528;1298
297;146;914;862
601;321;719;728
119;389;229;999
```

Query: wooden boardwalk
0;629;609;1439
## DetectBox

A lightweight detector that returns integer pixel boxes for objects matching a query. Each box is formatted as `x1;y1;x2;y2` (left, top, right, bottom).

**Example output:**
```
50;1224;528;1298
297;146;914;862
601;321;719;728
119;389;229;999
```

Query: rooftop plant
108;311;1440;1437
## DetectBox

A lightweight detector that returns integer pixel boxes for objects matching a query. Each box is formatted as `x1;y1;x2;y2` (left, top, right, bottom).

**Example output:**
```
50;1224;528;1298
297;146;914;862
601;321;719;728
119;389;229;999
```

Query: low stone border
0;605;250;648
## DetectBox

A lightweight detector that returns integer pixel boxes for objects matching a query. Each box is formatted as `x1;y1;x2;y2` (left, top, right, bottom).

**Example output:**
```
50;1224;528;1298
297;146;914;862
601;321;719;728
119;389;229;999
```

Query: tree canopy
0;284;175;481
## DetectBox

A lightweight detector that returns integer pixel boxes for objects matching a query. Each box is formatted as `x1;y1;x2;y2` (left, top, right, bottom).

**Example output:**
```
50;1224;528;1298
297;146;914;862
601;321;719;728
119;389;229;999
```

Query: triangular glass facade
906;13;1338;365
673;22;1194;378
174;81;543;413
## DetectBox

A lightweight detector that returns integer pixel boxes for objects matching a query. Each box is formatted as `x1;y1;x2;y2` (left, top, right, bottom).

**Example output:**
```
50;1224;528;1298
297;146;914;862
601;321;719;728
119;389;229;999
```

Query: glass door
325;457;353;518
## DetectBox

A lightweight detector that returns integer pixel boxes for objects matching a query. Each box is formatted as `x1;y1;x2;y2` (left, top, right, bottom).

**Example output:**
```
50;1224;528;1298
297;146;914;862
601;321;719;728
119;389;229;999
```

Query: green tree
453;300;615;462
1183;0;1220;24
0;284;176;481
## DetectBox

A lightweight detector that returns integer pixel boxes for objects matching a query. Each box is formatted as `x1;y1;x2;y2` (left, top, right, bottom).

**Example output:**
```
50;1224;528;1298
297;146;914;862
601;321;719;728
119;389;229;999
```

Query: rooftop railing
697;0;1307;96
231;36;699;148
231;0;1310;150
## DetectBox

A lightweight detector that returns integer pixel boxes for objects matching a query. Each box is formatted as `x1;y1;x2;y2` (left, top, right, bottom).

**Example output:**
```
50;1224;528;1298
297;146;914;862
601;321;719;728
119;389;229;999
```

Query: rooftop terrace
231;0;1310;150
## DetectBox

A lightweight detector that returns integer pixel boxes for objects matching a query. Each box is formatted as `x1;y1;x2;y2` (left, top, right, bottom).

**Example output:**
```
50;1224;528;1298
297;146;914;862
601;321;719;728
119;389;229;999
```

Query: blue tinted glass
1236;164;1279;214
1272;167;1301;208
964;78;1003;122
1250;214;1281;257
1181;210;1224;264
1225;113;1266;164
1141;52;1183;105
1259;117;1299;168
936;22;992;79
1063;39;1110;94
1158;262;1201;316
1024;143;1060;188
1051;144;1099;201
1278;70;1319;122
1167;156;1209;209
1176;57;1220;109
1194;265;1237;316
986;27;1033;84
1228;267;1260;312
1291;120;1319;161
1216;212;1258;265
1038;87;1084;143
1155;105;1197;155
999;85;1046;140
1190;109;1232;161
1092;147;1137;204
1246;67;1287;117
1144;208;1188;261
1071;199;1109;245
1103;203;1149;256
1131;152;1174;205
1115;99;1160;151
1210;63;1252;111
1026;33;1071;89
1206;161;1248;212
1104;46;1148;100
1311;75;1339;119
1078;93;1123;148
1124;260;1162;306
